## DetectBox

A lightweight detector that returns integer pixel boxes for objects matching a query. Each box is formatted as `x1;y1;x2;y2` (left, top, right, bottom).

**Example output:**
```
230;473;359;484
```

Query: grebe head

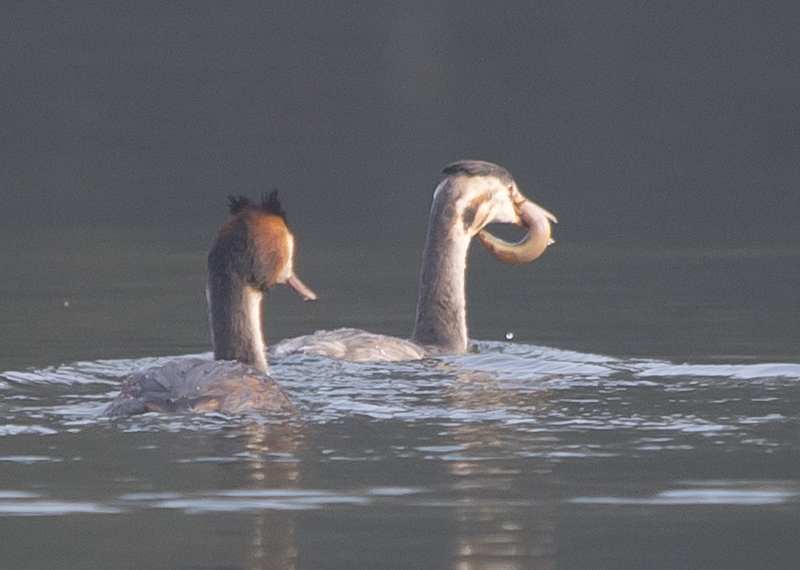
440;160;557;265
210;191;317;299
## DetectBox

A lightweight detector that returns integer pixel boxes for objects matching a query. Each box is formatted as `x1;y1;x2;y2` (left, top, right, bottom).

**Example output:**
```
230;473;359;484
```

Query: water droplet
505;332;514;340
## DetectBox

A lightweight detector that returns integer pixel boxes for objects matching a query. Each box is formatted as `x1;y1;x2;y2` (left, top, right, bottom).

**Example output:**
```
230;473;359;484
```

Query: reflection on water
446;422;556;570
240;422;303;570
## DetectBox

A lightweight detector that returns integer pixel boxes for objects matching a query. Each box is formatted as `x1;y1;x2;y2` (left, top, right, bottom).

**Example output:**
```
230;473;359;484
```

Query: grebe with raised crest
271;160;556;362
106;191;316;415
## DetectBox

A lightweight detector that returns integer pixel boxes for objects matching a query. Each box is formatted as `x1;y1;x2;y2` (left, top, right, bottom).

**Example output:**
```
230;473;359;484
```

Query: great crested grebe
106;191;316;415
272;160;556;362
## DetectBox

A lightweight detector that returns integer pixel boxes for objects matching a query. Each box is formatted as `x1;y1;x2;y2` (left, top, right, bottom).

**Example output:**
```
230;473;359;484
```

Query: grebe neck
207;272;269;373
410;189;471;352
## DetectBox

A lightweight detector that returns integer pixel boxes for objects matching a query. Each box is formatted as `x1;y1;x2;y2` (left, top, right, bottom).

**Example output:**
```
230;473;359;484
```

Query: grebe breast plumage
271;160;556;363
106;191;316;415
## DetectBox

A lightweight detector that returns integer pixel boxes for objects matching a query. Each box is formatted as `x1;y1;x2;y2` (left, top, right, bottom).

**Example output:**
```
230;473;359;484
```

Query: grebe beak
286;272;317;301
477;198;558;265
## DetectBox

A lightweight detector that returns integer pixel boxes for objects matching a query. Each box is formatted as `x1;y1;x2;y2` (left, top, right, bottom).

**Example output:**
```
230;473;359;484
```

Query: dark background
2;1;798;250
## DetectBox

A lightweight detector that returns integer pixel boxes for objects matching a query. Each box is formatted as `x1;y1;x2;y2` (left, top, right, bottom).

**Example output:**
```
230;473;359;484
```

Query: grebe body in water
272;160;556;362
106;192;316;415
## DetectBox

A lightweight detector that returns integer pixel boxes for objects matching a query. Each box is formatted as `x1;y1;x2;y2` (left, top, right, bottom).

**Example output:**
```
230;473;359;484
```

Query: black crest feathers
226;190;287;220
260;189;287;220
227;195;254;215
442;160;514;185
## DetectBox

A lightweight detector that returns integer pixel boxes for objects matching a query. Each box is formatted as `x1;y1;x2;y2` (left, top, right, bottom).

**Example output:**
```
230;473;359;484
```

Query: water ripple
0;342;798;458
572;481;800;506
636;362;800;380
0;491;121;516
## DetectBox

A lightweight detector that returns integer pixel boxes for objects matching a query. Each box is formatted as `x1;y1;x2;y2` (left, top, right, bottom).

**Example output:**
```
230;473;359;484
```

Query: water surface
1;228;799;569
